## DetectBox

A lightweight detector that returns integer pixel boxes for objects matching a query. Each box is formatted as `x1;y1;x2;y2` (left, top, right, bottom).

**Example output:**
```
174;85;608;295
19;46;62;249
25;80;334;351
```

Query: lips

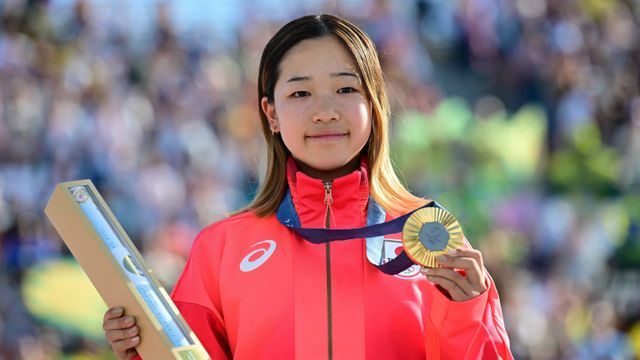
306;132;349;140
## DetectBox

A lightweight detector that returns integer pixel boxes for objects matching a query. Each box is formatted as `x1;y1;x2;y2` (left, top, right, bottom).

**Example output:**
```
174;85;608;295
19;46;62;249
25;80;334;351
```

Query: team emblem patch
381;239;421;279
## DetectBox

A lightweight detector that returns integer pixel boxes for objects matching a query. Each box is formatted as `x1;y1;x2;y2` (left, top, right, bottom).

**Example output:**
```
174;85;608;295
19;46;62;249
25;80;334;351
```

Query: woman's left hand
420;248;488;301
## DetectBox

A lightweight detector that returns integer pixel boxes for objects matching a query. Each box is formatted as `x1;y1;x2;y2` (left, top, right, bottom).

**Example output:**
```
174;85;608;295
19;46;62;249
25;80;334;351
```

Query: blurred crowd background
1;0;640;358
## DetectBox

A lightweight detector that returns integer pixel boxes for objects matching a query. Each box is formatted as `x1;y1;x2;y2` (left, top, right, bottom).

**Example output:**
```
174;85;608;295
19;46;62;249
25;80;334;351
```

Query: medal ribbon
275;188;440;275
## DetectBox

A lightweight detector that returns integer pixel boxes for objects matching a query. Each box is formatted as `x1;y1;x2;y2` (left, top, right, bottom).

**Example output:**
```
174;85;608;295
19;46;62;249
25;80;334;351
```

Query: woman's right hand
103;307;141;360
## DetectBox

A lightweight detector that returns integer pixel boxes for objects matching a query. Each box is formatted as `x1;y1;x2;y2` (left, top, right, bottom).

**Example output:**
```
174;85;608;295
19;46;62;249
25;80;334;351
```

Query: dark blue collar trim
275;187;439;275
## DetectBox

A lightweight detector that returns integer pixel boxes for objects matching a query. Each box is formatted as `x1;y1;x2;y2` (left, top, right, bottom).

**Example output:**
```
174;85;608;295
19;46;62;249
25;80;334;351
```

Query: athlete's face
261;36;372;179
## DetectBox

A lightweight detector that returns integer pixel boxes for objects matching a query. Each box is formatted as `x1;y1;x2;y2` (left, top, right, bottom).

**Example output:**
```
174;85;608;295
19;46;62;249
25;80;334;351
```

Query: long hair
245;14;428;217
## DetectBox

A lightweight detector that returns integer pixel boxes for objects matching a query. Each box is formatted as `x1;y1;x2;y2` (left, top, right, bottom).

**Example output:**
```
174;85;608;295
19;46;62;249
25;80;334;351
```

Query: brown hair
245;14;427;217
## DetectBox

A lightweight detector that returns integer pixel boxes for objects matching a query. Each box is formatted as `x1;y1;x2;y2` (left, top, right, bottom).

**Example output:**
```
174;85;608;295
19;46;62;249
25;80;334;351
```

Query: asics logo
239;240;277;272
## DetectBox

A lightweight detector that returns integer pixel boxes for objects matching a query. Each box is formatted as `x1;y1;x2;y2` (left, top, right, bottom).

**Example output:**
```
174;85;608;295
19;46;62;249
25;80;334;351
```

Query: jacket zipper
323;180;333;360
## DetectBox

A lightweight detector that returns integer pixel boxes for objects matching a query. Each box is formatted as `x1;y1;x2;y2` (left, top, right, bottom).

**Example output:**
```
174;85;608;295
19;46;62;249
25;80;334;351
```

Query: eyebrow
285;71;360;83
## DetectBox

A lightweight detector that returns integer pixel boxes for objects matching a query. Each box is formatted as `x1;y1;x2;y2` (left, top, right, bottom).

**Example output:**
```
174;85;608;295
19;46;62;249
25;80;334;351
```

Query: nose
312;95;339;123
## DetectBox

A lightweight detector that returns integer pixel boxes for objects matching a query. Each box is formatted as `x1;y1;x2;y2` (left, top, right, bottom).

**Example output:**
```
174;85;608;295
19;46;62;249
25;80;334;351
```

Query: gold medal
402;207;464;268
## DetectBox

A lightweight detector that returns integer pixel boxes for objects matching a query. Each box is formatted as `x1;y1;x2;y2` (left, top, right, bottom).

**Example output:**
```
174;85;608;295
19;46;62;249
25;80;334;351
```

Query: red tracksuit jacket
168;160;513;359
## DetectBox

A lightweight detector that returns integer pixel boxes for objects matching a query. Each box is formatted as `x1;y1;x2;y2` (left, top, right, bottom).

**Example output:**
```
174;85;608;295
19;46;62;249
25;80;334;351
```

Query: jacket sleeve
170;225;232;359
423;272;513;360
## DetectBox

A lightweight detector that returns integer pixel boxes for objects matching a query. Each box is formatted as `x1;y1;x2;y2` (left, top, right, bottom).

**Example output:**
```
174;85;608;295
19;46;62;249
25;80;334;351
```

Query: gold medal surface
402;207;464;268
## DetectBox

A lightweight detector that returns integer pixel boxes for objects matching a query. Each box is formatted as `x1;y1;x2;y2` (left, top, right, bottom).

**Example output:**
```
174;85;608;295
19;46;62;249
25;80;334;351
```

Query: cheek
352;102;372;132
277;110;303;136
272;100;298;130
275;108;305;149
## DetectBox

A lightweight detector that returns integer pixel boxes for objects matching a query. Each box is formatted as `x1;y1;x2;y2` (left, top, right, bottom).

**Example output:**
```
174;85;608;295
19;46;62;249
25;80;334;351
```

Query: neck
294;156;361;182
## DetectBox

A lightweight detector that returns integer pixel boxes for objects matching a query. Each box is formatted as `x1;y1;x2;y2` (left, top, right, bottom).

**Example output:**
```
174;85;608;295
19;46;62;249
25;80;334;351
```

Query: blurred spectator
1;0;639;358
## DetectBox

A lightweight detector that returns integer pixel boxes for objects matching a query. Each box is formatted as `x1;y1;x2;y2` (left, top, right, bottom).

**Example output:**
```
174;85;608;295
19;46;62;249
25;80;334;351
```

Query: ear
261;97;279;132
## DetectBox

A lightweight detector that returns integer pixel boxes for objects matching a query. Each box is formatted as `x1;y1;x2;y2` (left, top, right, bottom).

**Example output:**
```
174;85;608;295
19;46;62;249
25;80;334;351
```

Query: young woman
103;14;513;359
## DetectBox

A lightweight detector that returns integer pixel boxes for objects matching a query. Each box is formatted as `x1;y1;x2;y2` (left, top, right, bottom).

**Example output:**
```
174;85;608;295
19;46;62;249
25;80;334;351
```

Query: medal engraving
419;222;450;251
402;207;464;268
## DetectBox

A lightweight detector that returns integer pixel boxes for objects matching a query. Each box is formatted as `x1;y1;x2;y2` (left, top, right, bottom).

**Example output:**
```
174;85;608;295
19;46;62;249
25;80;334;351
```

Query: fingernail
112;307;123;316
446;249;457;256
125;316;134;325
421;268;430;274
131;336;140;343
436;255;447;262
128;327;137;335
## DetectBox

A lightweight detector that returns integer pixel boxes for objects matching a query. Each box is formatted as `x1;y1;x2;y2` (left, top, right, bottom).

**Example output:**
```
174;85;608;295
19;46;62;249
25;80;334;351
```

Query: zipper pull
323;181;333;229
323;181;333;206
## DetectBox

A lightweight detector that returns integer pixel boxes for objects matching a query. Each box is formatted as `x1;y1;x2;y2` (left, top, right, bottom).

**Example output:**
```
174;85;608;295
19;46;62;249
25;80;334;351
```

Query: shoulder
193;210;275;246
202;210;273;232
385;198;433;218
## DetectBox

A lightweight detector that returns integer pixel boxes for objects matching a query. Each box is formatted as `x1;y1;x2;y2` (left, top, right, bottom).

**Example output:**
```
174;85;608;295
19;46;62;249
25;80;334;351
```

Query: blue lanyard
275;188;440;275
